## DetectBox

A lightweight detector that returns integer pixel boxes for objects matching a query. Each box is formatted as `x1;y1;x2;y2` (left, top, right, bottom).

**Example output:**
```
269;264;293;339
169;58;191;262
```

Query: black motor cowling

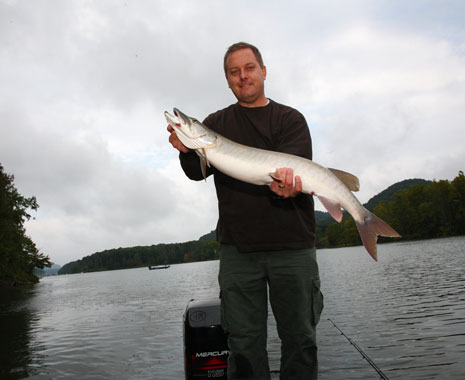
183;298;229;379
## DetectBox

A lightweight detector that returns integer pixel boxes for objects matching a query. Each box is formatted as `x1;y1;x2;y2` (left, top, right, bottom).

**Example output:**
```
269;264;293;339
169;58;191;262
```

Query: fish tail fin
355;208;401;261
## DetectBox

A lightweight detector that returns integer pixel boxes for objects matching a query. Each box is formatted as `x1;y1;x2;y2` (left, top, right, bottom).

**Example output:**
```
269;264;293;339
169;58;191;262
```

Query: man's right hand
167;125;189;153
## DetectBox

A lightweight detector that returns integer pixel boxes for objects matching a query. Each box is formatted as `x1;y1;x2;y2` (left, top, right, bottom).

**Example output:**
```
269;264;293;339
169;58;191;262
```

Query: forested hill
58;173;465;274
314;178;431;224
364;178;432;211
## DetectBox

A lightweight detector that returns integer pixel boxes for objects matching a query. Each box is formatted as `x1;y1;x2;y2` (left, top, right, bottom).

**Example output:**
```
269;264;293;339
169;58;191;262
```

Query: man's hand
270;168;302;198
167;125;189;153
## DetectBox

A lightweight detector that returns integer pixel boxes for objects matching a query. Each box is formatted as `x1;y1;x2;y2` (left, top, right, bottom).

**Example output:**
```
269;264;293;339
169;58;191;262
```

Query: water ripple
1;237;464;379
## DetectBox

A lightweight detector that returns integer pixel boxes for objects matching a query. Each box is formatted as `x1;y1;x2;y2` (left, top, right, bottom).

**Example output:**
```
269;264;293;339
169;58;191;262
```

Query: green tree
450;171;465;234
0;164;50;286
428;180;453;236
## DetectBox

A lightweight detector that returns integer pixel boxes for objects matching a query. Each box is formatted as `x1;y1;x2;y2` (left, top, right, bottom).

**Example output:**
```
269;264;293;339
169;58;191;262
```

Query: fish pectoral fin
200;158;207;180
198;149;210;181
269;169;283;182
318;195;343;222
200;149;211;167
328;168;360;192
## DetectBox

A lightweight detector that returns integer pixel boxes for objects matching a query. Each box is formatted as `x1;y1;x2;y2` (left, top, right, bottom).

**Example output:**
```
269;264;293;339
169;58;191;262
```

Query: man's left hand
270;168;302;198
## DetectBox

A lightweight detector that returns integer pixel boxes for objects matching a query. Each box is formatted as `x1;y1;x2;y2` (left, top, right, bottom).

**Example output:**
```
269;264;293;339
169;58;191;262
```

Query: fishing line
328;319;391;380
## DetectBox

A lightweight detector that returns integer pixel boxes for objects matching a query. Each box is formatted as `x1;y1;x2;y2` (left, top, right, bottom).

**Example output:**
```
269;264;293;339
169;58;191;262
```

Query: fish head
165;108;216;150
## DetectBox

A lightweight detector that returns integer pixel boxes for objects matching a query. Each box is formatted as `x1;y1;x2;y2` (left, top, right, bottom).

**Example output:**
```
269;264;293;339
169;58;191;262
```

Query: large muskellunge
165;108;400;260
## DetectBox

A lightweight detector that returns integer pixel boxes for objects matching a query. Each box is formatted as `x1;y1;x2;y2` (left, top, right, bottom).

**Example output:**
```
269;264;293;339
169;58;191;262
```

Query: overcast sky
1;0;464;266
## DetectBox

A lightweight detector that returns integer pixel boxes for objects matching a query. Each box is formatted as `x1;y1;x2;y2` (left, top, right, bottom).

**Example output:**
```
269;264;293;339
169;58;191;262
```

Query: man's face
225;48;267;107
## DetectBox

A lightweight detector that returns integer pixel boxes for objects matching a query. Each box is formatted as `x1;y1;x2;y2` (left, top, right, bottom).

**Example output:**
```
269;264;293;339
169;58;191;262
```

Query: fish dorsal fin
329;168;360;192
317;196;343;222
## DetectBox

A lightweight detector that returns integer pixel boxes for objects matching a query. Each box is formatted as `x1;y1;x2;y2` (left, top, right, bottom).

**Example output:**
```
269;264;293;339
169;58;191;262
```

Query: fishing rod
328;319;391;380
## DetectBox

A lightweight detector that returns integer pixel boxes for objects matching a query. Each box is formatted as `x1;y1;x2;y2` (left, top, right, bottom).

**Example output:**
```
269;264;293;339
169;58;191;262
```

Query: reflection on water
0;286;38;380
1;237;464;379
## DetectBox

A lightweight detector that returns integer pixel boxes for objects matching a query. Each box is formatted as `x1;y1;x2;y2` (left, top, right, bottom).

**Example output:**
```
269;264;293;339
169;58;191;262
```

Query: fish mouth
173;108;190;125
165;108;194;143
165;108;187;128
164;111;178;129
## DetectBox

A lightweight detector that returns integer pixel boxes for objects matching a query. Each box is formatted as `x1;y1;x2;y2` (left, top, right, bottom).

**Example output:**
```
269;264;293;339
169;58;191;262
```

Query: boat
148;265;170;270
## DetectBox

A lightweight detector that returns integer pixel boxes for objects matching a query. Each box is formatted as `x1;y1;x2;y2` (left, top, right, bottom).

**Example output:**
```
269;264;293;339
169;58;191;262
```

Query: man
168;42;323;380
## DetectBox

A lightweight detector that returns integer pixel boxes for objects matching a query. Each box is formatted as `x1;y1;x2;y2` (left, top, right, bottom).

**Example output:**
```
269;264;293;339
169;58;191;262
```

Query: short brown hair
223;42;264;76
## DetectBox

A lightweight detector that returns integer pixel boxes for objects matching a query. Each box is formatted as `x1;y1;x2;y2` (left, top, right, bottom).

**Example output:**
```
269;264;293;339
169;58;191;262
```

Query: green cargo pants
218;244;324;380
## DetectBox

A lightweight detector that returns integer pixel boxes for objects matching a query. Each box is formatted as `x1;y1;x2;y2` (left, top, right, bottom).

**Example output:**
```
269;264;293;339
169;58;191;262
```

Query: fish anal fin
318;196;343;222
329;168;360;192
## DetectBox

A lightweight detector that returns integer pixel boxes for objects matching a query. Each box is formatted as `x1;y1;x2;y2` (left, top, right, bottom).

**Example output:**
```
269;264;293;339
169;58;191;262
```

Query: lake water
1;236;464;379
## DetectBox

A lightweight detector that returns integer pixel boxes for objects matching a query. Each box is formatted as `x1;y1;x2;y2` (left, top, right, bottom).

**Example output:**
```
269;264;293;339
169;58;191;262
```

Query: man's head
223;42;264;75
223;42;267;108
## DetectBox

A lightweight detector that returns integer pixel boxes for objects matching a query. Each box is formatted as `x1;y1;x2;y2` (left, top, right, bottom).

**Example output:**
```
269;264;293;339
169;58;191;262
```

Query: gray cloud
1;0;464;265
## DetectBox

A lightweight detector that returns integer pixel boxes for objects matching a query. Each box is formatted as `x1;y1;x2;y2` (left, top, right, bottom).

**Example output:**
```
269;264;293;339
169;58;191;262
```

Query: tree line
0;164;50;286
59;239;219;274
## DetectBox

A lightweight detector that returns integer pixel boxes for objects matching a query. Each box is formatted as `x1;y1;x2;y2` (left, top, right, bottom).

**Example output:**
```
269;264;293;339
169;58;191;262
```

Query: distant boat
148;265;170;270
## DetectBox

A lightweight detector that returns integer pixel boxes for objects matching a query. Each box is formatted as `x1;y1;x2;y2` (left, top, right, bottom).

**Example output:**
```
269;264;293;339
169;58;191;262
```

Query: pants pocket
311;279;324;325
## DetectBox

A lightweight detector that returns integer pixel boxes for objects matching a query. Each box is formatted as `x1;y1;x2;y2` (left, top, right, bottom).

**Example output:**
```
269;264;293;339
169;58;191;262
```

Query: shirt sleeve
276;109;313;160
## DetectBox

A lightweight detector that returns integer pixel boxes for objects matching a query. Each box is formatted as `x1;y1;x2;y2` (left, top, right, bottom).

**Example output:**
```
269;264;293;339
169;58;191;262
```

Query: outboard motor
183;298;229;379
